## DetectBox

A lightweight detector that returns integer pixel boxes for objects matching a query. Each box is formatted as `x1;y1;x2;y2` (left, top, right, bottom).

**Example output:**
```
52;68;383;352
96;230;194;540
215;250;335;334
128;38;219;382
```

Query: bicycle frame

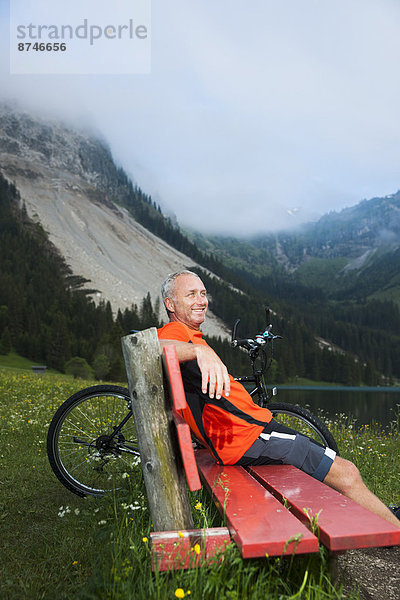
235;374;277;408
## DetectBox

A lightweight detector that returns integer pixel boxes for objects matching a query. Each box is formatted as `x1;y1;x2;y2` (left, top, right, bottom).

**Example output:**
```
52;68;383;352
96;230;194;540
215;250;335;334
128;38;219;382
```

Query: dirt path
338;546;400;599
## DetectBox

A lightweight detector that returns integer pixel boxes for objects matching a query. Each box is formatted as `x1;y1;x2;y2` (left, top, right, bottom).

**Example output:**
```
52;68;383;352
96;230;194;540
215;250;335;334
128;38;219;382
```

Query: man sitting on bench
157;269;400;528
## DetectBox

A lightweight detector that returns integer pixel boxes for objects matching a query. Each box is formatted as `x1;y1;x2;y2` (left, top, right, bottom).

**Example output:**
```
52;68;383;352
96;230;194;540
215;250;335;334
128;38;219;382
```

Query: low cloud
2;1;400;234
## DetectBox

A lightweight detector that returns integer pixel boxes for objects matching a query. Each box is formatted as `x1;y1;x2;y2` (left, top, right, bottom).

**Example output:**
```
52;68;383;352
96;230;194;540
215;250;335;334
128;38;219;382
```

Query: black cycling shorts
235;418;336;481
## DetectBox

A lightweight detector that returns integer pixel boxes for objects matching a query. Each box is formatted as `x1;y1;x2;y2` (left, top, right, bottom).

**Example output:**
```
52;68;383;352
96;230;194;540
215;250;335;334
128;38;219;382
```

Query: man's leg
237;421;400;528
324;456;400;528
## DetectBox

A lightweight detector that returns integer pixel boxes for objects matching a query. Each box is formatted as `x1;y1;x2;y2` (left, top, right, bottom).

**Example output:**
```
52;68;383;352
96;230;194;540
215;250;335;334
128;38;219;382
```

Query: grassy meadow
1;366;399;599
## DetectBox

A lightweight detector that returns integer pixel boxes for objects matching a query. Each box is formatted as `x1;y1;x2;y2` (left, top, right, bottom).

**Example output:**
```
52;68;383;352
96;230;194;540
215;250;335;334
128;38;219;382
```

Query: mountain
288;196;400;302
189;197;400;383
1;104;399;384
0;103;228;339
191;193;400;304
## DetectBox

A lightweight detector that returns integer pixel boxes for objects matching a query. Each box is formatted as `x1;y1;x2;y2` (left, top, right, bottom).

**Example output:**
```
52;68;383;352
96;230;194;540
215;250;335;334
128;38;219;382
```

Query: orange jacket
158;322;272;464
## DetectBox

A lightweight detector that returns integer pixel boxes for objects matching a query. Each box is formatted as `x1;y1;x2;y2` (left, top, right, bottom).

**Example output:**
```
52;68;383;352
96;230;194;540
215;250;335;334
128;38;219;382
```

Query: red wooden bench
150;345;400;570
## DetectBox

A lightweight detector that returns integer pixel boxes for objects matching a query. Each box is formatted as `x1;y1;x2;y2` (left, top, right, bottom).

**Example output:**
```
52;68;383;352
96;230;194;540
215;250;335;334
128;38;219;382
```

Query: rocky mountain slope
0;104;228;338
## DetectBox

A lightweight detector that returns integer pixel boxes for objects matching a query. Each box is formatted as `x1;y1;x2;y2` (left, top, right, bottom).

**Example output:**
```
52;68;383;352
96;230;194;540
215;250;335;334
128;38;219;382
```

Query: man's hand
195;345;230;400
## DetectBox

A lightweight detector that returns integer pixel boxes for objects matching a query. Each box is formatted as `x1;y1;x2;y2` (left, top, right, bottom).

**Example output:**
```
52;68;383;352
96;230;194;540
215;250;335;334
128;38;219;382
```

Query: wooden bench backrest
162;345;201;491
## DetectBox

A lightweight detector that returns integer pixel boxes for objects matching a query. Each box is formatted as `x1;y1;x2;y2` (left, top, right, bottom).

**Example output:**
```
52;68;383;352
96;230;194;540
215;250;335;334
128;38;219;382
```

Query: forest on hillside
1;170;399;385
0;173;162;380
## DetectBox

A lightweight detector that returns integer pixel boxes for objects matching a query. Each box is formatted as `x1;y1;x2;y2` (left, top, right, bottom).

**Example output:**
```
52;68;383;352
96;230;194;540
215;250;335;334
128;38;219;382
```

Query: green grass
2;371;399;599
0;351;60;373
0;370;106;599
325;410;400;505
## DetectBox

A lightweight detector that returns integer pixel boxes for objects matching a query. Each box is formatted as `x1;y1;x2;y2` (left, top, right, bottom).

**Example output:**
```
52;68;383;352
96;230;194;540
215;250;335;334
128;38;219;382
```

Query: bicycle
230;308;338;454
47;313;339;497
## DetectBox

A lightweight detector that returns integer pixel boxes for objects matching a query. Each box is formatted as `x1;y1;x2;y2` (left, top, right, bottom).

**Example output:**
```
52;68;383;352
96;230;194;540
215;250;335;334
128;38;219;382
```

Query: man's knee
323;456;361;494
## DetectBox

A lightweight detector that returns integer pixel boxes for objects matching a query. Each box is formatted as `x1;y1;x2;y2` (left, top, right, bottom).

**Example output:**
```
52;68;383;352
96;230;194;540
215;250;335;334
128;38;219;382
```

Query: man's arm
159;339;230;400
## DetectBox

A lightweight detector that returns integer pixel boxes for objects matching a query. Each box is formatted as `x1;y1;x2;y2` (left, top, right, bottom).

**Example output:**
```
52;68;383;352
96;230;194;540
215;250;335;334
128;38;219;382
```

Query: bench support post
121;328;194;532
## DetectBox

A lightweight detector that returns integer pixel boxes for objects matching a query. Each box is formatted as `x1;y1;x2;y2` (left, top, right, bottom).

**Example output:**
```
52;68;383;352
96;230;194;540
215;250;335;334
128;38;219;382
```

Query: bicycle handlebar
231;337;258;350
231;324;282;350
231;318;241;342
231;315;282;367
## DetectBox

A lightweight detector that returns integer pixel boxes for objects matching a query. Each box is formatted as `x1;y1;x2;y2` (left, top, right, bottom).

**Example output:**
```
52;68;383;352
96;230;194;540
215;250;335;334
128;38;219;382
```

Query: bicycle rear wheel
267;402;339;454
47;385;140;497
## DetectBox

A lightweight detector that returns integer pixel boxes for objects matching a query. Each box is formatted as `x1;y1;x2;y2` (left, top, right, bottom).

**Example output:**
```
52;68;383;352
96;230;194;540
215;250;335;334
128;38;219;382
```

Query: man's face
165;274;208;330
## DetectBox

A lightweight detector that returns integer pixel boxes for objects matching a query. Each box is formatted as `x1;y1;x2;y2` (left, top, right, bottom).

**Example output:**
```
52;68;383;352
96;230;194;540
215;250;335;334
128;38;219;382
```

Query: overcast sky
2;0;400;235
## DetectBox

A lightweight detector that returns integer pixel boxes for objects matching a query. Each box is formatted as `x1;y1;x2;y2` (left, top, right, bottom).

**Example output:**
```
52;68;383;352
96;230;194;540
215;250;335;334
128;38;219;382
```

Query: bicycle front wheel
267;402;339;454
47;385;140;497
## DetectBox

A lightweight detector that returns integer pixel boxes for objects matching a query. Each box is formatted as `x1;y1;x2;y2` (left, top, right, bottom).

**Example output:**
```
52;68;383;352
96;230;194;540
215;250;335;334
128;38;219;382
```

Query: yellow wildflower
194;502;202;510
193;544;201;555
142;537;148;543
175;589;185;598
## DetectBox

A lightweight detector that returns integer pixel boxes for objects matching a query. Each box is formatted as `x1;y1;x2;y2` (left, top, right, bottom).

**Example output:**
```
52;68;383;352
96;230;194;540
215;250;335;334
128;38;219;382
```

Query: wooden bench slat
250;465;400;551
174;413;202;492
196;450;319;558
162;346;202;491
162;345;188;410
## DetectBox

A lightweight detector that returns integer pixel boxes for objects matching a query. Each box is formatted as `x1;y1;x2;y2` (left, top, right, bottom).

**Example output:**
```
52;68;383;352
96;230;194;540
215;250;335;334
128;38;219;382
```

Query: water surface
274;386;400;429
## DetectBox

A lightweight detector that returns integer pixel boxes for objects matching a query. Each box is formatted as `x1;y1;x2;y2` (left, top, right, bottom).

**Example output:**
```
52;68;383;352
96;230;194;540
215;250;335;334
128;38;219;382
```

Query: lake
274;386;400;429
